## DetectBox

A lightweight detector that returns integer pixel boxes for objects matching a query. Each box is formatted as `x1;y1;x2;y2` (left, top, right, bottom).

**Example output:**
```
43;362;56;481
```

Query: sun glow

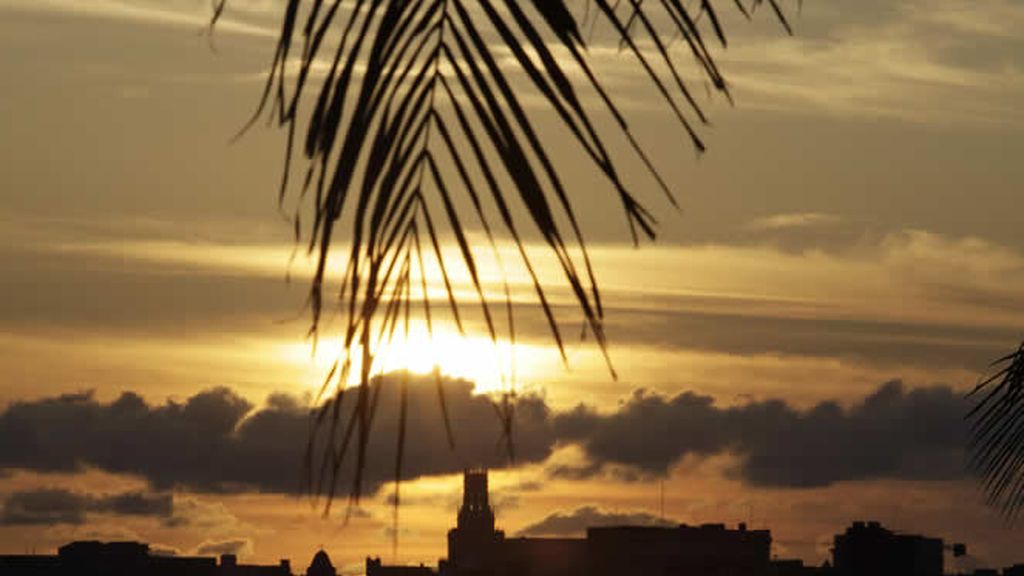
277;326;554;396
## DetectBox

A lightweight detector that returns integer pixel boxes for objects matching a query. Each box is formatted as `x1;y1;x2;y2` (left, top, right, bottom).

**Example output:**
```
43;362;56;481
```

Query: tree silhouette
209;0;796;511
214;0;1024;526
205;0;796;520
968;344;1024;519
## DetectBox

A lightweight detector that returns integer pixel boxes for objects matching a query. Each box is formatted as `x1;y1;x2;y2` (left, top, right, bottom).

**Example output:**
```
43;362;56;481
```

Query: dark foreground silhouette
2;470;1020;576
368;470;981;576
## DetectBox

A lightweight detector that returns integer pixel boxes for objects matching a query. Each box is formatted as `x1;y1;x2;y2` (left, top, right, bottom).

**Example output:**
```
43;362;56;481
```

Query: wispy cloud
5;214;1023;405
4;0;1021;125
517;505;674;537
0;0;275;38
746;212;841;231
913;0;1024;40
42;226;1024;328
717;0;1024;126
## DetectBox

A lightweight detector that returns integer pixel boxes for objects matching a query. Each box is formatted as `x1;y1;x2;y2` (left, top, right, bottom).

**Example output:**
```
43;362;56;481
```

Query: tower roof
309;549;334;571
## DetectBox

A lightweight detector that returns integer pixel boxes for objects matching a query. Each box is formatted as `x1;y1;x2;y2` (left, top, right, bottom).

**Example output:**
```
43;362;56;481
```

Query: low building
221;553;293;576
0;540;292;576
832;521;943;576
587;523;772;576
771;559;824;576
366;558;435;576
0;555;62;576
496;537;588;576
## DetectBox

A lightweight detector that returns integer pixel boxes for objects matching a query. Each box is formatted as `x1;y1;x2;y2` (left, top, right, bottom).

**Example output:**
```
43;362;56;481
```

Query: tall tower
446;469;503;574
458;469;495;532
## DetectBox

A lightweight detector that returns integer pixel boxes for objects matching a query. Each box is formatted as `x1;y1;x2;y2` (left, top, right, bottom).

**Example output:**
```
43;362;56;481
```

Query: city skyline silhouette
2;0;1023;573
3;469;1016;576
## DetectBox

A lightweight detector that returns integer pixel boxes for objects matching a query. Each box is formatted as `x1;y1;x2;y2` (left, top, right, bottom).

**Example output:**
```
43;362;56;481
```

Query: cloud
517;506;675;537
0;0;275;38
0;488;172;526
95;490;174;517
0;375;554;495
149;545;183;557
704;0;1024;126
746;213;842;232
194;537;254;557
6;217;1022;394
163;498;245;532
0;377;973;493
545;462;650;483
736;213;872;254
0;489;87;525
911;0;1024;41
554;380;969;487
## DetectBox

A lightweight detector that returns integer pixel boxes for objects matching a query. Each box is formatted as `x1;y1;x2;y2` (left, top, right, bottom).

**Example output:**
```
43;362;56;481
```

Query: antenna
659;480;665;521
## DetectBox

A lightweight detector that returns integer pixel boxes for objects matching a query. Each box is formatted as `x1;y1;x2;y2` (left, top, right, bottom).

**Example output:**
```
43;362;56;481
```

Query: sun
276;325;550;396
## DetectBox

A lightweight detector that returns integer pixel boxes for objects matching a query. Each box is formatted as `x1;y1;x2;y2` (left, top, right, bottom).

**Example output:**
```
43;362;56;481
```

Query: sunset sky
2;0;1024;574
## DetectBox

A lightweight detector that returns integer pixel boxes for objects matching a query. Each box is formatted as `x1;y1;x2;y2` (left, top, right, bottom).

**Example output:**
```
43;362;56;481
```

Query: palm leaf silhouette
212;0;793;510
968;342;1024;520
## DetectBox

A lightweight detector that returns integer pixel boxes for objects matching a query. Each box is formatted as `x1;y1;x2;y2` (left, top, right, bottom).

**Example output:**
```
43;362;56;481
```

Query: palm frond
212;0;793;511
968;341;1024;519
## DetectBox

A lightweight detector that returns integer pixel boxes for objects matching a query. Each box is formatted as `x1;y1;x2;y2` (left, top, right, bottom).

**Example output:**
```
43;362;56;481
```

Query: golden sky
1;0;1024;573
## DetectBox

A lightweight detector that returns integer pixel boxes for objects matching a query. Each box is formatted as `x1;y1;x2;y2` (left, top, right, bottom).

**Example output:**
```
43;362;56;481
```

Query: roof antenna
659;480;665;521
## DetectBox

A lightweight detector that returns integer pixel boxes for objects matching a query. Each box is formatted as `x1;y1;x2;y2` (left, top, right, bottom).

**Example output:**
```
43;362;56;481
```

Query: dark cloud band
0;376;970;494
0;374;554;495
555;380;969;487
0;488;172;526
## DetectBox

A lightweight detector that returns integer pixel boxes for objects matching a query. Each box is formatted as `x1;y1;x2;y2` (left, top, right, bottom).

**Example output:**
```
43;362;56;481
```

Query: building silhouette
306;550;336;576
587;523;771;576
0;540;292;576
366;558;434;576
444;469;506;574
3;470;1021;576
371;469;774;576
832;520;944;576
366;470;1016;576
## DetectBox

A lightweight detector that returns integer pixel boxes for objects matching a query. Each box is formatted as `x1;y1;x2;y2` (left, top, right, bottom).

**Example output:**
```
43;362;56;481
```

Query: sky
1;0;1024;573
